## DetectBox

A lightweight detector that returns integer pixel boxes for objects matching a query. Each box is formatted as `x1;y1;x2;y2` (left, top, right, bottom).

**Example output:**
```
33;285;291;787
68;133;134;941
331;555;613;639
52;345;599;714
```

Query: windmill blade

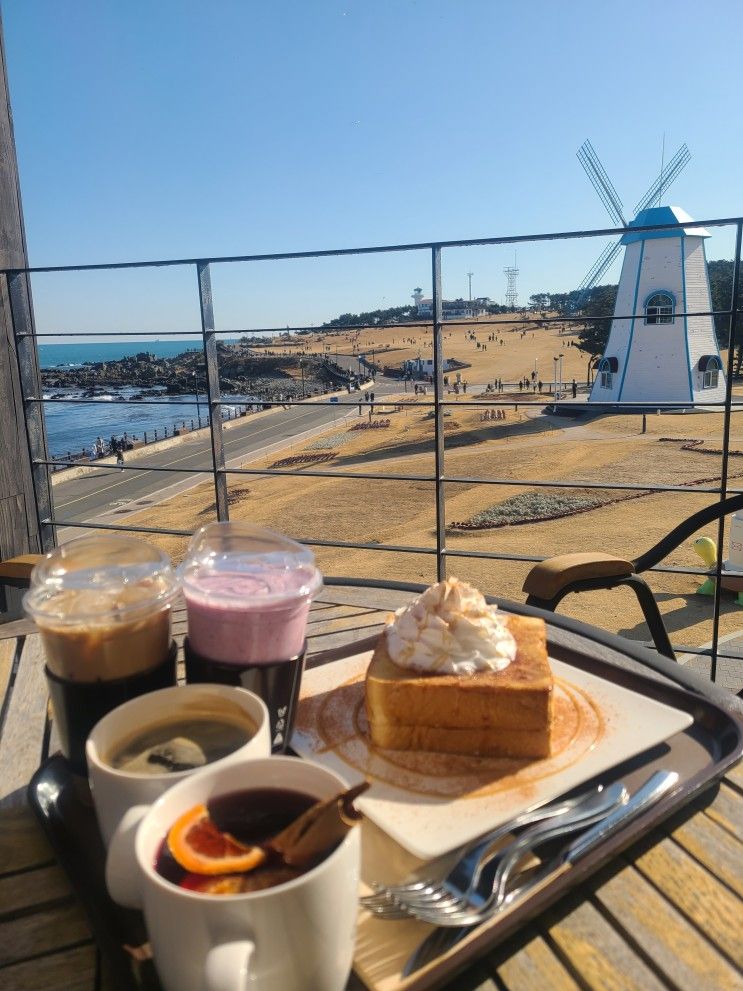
633;144;691;215
577;140;627;227
575;238;623;307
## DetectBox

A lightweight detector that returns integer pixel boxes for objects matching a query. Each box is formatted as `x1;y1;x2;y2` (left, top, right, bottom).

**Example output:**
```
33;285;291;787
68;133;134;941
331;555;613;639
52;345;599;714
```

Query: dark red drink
155;787;325;894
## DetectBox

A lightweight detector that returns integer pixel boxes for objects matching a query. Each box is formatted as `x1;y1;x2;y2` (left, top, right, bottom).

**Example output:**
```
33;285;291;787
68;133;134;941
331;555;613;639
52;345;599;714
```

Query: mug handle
105;803;150;909
205;940;254;991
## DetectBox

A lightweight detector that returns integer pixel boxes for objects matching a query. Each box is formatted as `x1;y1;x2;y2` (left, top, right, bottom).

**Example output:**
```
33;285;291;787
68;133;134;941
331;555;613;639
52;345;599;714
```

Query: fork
363;781;627;924
362;782;626;921
360;782;614;918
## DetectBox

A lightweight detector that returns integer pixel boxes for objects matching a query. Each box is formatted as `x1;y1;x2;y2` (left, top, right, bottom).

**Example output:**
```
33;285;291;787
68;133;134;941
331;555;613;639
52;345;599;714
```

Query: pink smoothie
183;567;317;664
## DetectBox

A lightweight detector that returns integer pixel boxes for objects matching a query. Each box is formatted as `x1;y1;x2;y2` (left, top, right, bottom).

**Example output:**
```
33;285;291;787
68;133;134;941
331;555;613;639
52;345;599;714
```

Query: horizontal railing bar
20;304;740;342
35;458;211;473
24;393;743;412
224;466;736;496
672;645;743;660
37;454;740;496
45;518;193;536
5;216;742;276
42;515;724;579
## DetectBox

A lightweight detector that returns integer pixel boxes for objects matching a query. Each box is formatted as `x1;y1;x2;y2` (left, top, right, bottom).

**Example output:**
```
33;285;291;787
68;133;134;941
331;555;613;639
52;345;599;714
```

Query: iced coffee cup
24;535;179;772
180;523;323;751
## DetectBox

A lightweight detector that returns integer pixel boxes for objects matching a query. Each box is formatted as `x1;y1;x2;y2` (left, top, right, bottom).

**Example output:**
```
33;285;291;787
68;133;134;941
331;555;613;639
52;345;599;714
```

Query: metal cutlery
364;781;627;923
360;781;621;916
402;769;679;975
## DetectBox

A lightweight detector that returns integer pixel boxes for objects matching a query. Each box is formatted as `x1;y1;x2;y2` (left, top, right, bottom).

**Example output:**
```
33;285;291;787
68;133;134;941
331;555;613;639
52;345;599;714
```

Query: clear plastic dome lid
23;535;179;624
179;522;323;605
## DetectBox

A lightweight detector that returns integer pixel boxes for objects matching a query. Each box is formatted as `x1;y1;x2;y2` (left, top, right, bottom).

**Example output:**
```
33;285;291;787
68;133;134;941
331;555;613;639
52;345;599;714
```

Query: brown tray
28;627;743;991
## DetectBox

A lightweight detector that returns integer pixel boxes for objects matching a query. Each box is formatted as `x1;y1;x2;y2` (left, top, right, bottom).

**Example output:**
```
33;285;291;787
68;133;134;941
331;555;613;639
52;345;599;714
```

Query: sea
38;337;256;459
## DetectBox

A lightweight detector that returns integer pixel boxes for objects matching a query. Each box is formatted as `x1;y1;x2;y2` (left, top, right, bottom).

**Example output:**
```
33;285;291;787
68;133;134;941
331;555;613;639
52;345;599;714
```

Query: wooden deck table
0;579;741;991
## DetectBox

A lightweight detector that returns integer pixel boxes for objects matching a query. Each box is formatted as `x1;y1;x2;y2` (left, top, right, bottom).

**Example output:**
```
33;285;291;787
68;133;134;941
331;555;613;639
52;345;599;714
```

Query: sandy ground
118;318;743;655
265;314;590;392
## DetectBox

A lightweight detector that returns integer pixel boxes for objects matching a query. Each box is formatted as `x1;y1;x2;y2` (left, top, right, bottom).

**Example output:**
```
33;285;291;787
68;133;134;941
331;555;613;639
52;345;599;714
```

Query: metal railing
4;214;743;681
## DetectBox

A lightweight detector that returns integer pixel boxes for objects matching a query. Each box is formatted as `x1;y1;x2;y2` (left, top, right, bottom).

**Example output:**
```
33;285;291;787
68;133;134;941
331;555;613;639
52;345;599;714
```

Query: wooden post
0;10;52;575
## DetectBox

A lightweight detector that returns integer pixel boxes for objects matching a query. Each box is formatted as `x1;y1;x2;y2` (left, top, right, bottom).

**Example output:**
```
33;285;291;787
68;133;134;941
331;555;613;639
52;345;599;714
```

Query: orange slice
167;803;266;875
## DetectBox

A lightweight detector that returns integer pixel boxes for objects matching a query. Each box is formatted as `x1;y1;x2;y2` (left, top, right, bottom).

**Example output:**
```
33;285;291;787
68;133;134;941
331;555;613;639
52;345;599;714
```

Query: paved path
52;381;400;537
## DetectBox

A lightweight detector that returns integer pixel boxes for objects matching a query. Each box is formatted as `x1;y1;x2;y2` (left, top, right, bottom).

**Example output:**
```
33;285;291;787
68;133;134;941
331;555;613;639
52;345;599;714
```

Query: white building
415;297;491;319
403;356;458;377
589;206;725;406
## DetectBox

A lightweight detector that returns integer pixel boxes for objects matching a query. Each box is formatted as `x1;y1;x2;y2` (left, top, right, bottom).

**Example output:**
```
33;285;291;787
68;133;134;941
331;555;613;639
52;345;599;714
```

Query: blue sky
3;0;741;339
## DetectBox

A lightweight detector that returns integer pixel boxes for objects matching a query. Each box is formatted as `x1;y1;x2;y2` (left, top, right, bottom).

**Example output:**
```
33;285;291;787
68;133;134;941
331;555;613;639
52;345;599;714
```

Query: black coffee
106;715;254;775
155;787;321;894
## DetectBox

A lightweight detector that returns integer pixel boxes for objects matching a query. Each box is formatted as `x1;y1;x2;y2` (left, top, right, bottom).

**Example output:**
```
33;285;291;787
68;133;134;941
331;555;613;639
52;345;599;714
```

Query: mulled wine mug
87;685;271;845
105;757;361;991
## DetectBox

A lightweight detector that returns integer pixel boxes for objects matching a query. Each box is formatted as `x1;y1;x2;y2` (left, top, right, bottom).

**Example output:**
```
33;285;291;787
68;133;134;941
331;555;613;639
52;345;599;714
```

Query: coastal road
52;380;399;538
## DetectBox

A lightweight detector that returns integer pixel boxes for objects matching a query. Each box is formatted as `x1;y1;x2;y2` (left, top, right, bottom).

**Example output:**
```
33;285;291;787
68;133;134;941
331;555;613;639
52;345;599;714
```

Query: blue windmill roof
621;206;710;244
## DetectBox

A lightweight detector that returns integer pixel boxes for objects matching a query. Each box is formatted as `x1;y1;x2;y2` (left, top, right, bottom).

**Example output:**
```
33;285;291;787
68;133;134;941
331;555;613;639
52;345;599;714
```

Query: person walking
115;440;124;470
572;378;577;399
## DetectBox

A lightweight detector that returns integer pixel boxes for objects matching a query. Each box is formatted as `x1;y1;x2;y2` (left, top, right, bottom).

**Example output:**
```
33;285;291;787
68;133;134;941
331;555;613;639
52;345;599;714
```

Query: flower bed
270;452;336;468
450;492;608;530
306;433;353;450
349;419;391;430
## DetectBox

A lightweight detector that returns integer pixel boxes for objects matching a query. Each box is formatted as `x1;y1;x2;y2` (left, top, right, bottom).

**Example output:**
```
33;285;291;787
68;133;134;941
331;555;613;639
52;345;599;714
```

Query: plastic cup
23;535;180;770
180;522;323;665
24;535;179;681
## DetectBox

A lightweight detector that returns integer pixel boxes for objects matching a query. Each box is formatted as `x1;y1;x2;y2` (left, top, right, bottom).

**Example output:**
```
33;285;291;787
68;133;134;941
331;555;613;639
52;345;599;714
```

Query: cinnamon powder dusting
295;674;605;800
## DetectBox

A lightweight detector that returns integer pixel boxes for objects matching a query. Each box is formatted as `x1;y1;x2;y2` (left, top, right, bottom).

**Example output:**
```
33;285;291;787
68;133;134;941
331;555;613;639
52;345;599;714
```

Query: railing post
710;220;743;682
431;246;446;581
7;270;56;551
197;262;229;521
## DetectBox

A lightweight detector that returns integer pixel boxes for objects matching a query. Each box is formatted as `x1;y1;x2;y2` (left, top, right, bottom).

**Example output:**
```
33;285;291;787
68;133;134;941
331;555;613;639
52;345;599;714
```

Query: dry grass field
122;318;743;659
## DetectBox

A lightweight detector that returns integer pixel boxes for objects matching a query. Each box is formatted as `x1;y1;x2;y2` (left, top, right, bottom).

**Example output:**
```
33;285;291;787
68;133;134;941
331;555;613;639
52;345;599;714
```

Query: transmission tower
503;261;519;309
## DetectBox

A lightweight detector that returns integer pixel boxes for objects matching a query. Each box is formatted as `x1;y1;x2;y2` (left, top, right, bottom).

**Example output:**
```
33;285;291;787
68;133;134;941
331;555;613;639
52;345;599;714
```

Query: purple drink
181;524;322;752
184;568;315;664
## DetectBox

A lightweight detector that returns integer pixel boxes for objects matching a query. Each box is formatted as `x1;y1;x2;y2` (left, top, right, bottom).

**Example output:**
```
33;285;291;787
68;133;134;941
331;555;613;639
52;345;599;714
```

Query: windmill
576;140;725;408
576;139;691;306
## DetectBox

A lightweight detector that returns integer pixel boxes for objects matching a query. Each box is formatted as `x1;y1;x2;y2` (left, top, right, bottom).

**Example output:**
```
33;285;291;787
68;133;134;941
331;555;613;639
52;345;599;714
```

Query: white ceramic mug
87;684;271;846
106;756;360;991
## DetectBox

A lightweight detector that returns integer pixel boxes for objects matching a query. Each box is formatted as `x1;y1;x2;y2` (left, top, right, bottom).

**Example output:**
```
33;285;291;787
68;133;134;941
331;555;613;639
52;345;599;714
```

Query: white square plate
292;650;693;859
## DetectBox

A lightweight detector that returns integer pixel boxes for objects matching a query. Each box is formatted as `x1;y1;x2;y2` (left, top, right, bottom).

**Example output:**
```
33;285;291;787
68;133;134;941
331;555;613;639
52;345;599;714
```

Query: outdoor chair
0;553;41;622
522;492;743;661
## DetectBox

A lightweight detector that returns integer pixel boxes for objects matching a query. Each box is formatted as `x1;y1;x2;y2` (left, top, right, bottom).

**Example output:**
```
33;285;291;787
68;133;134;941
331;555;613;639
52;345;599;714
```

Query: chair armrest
522;552;634;601
0;553;43;586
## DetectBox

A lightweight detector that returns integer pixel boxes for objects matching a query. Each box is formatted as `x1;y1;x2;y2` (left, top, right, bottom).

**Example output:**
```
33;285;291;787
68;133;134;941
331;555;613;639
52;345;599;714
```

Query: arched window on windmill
644;291;675;325
699;355;722;390
597;356;618;389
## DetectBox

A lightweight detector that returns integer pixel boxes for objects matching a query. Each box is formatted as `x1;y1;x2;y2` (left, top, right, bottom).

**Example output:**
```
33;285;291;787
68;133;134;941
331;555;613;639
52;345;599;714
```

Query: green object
736;592;743;607
697;578;716;596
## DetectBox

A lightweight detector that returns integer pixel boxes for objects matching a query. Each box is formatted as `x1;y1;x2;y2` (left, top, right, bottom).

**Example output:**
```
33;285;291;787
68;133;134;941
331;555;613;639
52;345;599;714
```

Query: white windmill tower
576;141;724;407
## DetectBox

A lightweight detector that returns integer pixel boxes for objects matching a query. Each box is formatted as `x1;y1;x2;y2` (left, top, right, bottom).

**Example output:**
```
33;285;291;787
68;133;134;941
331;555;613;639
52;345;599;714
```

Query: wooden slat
702;781;743;842
633;836;743;968
0;616;35;640
0;863;72;919
0;636;48;807
0;805;53;875
671;810;743;898
0;636;16;714
545;897;668;991
492;934;580;991
0;901;91;968
0;943;97;991
596;863;742;991
725;759;743;793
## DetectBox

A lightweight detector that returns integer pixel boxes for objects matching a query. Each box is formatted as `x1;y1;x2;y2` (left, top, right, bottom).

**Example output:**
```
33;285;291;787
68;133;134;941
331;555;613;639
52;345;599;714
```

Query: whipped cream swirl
385;577;516;675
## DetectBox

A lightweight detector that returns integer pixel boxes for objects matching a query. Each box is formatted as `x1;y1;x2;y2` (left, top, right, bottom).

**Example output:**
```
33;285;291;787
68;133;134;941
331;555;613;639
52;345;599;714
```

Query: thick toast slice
365;614;552;757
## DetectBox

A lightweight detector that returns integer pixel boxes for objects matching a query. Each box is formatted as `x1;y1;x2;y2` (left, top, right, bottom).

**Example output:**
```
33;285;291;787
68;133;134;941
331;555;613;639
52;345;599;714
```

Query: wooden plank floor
0;587;741;991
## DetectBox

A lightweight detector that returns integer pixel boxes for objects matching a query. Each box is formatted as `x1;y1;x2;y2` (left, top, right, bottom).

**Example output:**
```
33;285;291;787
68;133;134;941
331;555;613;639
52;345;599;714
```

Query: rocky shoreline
42;342;331;401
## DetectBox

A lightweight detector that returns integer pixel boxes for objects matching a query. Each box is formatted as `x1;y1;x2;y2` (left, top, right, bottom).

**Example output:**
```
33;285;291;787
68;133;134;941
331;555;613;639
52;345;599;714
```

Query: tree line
540;260;743;375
